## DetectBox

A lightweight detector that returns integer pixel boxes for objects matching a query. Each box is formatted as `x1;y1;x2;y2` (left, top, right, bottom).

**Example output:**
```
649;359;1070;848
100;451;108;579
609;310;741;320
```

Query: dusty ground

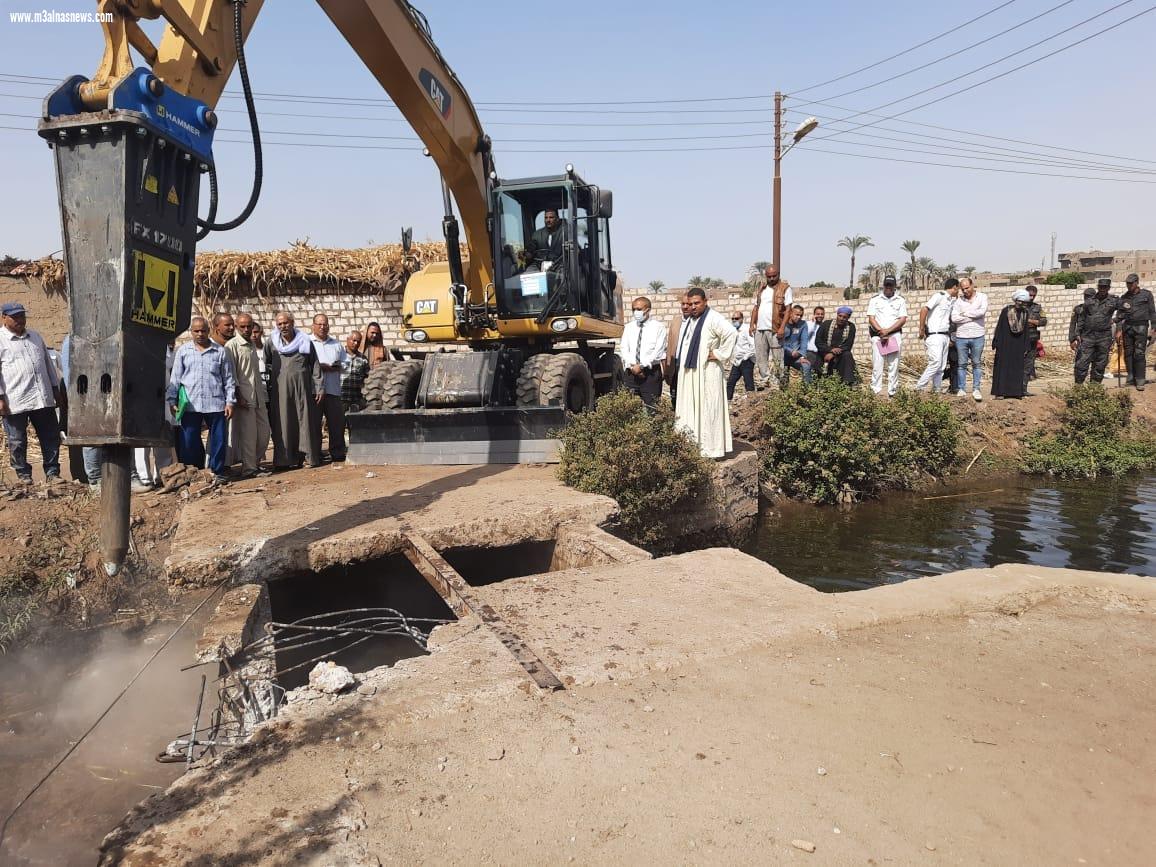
102;556;1155;865
0;479;183;648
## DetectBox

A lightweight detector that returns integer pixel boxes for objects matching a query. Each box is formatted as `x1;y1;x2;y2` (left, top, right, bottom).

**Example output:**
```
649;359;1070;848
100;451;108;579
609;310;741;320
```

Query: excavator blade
346;406;565;465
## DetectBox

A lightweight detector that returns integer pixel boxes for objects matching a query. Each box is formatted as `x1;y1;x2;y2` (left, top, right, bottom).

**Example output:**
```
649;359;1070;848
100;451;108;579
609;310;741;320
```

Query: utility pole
1050;231;1057;270
773;90;782;270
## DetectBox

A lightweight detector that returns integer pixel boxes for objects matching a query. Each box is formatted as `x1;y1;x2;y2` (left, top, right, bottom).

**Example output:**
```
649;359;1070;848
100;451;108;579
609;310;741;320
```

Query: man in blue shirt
779;304;814;384
167;316;236;481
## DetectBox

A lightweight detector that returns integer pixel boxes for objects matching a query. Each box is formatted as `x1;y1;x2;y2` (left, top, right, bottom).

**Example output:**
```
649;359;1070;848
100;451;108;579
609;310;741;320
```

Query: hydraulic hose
197;0;261;237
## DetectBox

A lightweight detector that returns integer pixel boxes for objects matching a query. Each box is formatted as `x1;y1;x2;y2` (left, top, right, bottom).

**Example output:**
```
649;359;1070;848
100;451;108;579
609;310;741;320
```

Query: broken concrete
102;557;1155;865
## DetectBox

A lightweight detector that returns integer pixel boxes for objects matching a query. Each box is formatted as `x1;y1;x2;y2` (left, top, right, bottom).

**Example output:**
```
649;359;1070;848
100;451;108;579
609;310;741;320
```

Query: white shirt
951;292;989;339
618;317;668;369
806;319;822;352
923;291;954;334
0;326;59;414
310;335;348;397
732;326;755;364
755;284;794;331
866;293;908;334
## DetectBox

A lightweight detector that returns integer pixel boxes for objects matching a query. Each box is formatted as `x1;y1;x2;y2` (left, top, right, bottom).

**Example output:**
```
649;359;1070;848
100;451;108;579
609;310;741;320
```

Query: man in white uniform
866;275;908;397
618;296;668;407
915;277;959;392
676;288;737;458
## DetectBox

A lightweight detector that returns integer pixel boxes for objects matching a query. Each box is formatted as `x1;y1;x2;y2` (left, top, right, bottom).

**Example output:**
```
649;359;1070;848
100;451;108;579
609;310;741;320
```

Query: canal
743;474;1156;592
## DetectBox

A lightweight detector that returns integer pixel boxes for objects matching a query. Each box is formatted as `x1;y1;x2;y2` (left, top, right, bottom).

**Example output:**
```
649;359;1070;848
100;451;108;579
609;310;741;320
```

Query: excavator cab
491;173;620;335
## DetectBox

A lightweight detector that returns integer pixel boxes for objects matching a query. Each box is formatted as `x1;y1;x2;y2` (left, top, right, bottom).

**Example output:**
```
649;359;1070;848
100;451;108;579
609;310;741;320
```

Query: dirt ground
101;557;1155;866
0;479;183;648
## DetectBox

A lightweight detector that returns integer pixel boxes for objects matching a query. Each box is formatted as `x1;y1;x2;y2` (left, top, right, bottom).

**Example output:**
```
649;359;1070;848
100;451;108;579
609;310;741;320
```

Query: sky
1;0;1155;289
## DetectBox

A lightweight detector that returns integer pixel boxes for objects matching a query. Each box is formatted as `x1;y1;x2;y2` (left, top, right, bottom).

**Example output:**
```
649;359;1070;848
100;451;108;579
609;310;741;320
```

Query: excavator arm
37;0;498;574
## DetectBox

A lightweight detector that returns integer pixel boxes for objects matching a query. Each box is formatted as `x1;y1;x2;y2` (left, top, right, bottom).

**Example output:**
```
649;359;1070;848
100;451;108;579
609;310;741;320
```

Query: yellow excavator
37;0;623;572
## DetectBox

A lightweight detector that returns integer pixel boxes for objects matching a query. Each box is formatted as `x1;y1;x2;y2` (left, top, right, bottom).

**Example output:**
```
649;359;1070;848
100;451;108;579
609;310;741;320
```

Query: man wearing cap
0;301;64;483
1023;285;1047;394
1115;274;1155;391
866;275;907;397
1070;279;1120;384
915;278;959;392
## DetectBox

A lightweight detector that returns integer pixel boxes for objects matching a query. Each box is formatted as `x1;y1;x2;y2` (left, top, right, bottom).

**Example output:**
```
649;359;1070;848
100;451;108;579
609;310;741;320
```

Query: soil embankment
101;558;1155;865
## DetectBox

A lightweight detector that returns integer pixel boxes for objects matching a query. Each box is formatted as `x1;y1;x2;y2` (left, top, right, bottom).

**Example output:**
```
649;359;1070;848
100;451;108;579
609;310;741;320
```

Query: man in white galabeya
676;288;737;458
915;277;960;393
866;275;908;397
951;277;989;401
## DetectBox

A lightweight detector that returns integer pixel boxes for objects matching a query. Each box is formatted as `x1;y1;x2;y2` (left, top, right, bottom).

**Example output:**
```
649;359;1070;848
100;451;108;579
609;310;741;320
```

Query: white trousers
870;336;901;396
915;334;950;391
134;444;174;484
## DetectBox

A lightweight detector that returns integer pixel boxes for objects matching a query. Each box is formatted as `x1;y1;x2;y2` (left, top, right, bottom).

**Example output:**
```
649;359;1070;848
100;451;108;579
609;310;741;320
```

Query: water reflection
743;475;1156;592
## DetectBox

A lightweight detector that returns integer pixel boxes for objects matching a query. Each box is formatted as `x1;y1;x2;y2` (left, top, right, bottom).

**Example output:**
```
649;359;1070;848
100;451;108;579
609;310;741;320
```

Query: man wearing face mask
618;296;667;407
750;264;792;389
727;311;756;399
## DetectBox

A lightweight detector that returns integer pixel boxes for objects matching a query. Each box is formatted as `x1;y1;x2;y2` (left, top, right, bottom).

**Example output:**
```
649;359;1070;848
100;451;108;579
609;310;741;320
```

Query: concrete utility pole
773;91;782;271
1050;232;1057;270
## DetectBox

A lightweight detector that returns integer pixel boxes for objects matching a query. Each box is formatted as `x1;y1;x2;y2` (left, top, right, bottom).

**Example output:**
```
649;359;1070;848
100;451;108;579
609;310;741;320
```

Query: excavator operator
524;208;568;268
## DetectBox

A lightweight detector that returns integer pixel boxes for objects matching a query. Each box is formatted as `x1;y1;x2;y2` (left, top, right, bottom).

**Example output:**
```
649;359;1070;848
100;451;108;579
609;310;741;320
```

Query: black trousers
727;358;755;399
1024;332;1039;386
310;393;347;461
625;366;664;406
1121;325;1150;385
1075;335;1113;383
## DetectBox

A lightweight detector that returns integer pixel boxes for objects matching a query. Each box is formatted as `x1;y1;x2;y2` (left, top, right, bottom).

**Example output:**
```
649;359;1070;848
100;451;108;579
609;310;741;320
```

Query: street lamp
773;92;819;270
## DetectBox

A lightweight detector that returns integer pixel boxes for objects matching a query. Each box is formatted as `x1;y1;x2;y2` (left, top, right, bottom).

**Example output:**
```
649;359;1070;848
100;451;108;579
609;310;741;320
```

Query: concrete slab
103;556;1156;865
164;464;619;587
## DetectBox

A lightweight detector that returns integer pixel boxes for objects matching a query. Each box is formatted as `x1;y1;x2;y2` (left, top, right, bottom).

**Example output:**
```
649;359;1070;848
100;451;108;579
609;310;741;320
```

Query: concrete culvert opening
266;554;457;691
439;540;558;586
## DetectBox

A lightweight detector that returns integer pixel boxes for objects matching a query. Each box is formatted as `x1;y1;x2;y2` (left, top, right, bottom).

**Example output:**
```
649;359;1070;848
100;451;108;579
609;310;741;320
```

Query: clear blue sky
2;0;1154;288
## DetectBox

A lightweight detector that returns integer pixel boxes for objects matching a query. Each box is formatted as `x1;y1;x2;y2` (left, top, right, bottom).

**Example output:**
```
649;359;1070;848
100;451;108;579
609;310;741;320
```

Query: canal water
743;474;1156;592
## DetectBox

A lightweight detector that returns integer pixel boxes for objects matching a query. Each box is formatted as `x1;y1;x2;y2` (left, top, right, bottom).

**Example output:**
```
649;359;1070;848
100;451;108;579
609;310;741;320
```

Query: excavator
36;0;623;575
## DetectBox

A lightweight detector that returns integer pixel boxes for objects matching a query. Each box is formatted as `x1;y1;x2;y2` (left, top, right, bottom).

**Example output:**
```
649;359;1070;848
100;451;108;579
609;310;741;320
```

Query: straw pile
2;238;461;302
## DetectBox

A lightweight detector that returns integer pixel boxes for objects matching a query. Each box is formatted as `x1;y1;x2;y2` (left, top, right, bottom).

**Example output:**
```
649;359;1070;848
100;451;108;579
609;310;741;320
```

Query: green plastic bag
174;385;189;423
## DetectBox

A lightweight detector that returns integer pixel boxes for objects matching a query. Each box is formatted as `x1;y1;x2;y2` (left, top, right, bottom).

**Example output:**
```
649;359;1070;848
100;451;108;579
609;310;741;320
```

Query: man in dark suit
526;208;568;265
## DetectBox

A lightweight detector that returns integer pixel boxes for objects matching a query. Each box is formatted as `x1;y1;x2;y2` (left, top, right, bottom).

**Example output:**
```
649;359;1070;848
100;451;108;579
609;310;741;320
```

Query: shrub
557;390;713;551
1021;385;1156;477
759;378;961;504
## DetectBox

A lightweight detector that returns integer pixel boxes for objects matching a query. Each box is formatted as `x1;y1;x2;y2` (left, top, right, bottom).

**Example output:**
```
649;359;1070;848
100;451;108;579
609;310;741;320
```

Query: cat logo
129;251;180;331
418;68;452;119
415;299;438;315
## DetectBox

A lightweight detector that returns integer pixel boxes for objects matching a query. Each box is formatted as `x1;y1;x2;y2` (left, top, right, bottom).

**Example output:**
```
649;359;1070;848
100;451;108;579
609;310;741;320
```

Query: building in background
1057;249;1156;283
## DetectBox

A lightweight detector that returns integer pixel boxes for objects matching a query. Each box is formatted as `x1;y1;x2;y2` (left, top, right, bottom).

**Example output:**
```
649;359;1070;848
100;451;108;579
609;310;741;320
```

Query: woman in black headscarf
991;289;1030;398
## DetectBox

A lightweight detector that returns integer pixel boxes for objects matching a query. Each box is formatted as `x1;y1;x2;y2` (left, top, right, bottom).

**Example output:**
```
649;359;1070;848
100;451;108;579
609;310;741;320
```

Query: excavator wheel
362;360;424;410
594;352;624;397
516;352;594;413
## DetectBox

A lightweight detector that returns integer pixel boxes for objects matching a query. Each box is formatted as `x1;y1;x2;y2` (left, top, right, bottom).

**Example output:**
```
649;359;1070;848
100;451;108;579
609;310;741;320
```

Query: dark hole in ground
439;539;557;586
266;553;456;691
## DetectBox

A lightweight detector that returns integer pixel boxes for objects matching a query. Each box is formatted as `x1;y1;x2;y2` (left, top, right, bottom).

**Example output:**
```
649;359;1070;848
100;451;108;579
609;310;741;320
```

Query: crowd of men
0;302;388;487
4;270;1155;481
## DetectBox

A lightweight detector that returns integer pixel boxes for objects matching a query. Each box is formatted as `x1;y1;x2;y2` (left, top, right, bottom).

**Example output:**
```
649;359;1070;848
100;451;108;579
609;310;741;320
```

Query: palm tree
648;279;665;292
963;265;977;279
943;263;958;278
900;240;921;292
916;257;936;291
836;235;874;290
707;277;727;291
687;275;707;289
882;261;897;277
747;260;771;282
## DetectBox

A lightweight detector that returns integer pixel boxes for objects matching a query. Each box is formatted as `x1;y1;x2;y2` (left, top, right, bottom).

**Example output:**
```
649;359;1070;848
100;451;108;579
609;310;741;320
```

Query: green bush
557;390;713;551
758;378;961;504
1021;385;1156;478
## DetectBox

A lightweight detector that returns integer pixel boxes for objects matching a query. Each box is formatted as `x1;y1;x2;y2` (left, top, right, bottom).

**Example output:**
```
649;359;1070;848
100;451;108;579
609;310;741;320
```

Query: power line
789;0;1023;95
794;143;1156;184
800;1;1153;143
806;0;1077;104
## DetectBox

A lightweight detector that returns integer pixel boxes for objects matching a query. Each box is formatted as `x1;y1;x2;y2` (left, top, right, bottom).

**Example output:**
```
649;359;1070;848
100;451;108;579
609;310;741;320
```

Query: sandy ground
102;556;1156;866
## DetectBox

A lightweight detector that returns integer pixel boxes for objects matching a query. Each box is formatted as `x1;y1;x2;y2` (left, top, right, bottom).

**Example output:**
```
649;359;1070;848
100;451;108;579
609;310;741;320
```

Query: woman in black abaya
991;288;1030;398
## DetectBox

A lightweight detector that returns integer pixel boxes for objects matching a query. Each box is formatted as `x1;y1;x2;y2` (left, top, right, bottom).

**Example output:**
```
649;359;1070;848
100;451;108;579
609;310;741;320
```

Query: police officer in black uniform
1114;273;1156;391
1070;278;1119;383
1023;284;1047;393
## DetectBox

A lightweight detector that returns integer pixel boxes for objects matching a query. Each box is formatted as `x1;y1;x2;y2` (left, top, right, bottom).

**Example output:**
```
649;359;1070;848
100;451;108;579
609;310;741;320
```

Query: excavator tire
594;352;624;397
361;360;424;411
516;352;594;413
